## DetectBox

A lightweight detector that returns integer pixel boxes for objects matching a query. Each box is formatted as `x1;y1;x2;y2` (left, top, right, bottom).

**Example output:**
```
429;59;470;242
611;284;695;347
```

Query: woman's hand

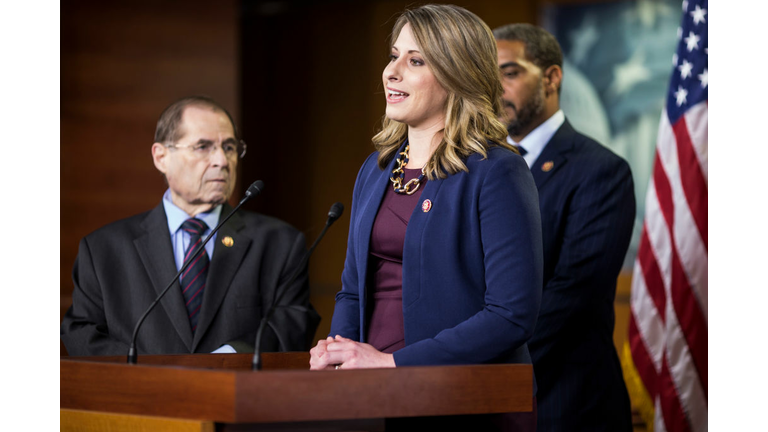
309;336;337;370
322;335;396;370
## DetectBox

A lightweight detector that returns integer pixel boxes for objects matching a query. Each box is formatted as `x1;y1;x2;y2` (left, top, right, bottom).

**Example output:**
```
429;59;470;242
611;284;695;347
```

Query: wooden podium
61;353;532;431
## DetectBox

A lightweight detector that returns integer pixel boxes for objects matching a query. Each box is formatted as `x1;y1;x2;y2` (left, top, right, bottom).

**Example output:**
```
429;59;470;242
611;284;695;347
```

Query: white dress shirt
506;109;565;168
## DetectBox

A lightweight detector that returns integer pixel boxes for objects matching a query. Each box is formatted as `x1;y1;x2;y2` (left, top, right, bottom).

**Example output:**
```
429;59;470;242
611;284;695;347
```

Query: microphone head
328;202;344;223
245;180;265;198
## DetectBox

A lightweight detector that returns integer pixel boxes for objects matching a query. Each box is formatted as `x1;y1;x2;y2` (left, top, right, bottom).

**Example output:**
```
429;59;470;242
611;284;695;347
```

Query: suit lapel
133;203;194;351
530;120;576;190
192;204;251;351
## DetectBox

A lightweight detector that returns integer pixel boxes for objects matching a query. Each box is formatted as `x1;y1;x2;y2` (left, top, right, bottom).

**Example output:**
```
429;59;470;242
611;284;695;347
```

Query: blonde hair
373;4;515;179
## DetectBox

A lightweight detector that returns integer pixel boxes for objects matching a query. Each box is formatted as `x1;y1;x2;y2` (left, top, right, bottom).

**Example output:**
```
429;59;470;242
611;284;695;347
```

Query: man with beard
493;24;635;432
61;96;320;357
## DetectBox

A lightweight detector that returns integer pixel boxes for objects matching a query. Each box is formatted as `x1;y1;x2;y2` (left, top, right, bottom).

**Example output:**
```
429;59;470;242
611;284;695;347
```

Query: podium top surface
61;353;533;423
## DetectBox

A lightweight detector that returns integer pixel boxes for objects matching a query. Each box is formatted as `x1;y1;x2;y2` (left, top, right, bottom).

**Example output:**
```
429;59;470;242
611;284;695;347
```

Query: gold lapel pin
222;236;234;247
541;161;554;172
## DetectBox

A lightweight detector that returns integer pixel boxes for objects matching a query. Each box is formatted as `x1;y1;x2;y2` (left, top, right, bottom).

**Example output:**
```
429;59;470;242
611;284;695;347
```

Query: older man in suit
493;24;635;431
61;96;319;356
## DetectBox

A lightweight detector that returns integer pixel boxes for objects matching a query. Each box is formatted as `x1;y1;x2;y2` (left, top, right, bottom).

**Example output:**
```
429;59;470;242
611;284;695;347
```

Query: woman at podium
310;2;542;395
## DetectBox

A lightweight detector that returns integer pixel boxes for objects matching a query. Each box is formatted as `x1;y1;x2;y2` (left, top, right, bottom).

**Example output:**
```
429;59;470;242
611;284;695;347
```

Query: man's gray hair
154;95;238;144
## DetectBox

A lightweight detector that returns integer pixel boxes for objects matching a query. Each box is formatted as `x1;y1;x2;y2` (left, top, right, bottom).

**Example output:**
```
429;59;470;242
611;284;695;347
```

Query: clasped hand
309;335;395;370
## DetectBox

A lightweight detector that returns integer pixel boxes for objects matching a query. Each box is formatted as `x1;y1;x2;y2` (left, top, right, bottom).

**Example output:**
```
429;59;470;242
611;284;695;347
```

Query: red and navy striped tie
180;218;209;333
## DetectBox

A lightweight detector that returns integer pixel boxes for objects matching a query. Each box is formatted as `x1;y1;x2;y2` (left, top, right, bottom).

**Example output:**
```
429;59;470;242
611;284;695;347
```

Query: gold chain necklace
389;144;426;195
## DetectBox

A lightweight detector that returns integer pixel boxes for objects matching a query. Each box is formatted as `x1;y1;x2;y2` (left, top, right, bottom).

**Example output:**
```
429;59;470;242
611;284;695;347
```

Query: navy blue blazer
330;145;543;368
528;120;635;431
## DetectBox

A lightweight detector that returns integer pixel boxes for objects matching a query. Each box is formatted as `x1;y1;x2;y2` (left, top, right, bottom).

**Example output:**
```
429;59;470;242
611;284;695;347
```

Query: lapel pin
422;199;432;213
541;161;554;172
222;236;234;247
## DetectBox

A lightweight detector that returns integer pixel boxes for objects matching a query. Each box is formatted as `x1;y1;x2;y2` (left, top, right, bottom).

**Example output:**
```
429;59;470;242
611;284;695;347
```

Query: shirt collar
507;109;565;167
162;189;222;235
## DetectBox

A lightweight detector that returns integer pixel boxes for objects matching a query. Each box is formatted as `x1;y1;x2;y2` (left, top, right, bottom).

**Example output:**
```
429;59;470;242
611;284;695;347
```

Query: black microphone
327;202;344;224
127;180;265;364
243;180;265;201
252;202;345;371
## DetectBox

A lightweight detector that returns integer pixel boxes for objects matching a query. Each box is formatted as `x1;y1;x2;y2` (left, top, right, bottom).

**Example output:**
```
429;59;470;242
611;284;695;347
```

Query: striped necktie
180;218;210;333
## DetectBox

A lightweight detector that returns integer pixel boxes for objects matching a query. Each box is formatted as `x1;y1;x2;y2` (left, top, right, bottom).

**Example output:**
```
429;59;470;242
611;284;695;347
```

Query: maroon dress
366;168;424;353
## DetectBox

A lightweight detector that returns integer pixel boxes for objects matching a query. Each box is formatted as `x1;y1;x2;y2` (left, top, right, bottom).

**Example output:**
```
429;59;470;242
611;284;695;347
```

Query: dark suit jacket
61;202;320;356
330;146;543;368
528;120;635;431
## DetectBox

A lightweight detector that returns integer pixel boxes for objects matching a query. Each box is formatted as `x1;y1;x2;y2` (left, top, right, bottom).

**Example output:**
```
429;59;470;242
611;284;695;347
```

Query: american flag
623;1;707;431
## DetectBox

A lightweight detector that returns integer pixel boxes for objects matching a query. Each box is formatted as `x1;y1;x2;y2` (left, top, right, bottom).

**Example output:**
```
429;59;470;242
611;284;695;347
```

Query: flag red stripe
652;153;675;238
653;150;709;398
659;353;693;432
629;312;659;398
670;248;709;398
671;117;708;250
638;226;667;323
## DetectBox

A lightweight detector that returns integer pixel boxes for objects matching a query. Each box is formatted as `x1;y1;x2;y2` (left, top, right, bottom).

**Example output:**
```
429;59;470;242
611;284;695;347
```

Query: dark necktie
180;218;210;333
516;145;528;156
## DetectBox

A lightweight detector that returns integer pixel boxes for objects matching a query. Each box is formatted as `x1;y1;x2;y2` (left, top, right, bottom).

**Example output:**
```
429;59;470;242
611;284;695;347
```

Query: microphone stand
252;203;343;371
127;181;264;364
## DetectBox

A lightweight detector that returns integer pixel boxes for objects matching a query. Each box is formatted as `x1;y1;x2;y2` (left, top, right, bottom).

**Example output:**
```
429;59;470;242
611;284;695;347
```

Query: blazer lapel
192;204;251;351
133;203;194;351
530;120;576;190
401;173;443;309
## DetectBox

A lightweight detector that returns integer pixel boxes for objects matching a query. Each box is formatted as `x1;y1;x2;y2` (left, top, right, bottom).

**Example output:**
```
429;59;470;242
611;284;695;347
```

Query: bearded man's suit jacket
528;119;636;432
61;203;320;356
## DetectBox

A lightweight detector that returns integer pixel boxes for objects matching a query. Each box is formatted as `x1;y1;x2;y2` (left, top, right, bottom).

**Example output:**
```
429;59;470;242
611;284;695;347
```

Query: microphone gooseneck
252;202;345;371
127;180;265;364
